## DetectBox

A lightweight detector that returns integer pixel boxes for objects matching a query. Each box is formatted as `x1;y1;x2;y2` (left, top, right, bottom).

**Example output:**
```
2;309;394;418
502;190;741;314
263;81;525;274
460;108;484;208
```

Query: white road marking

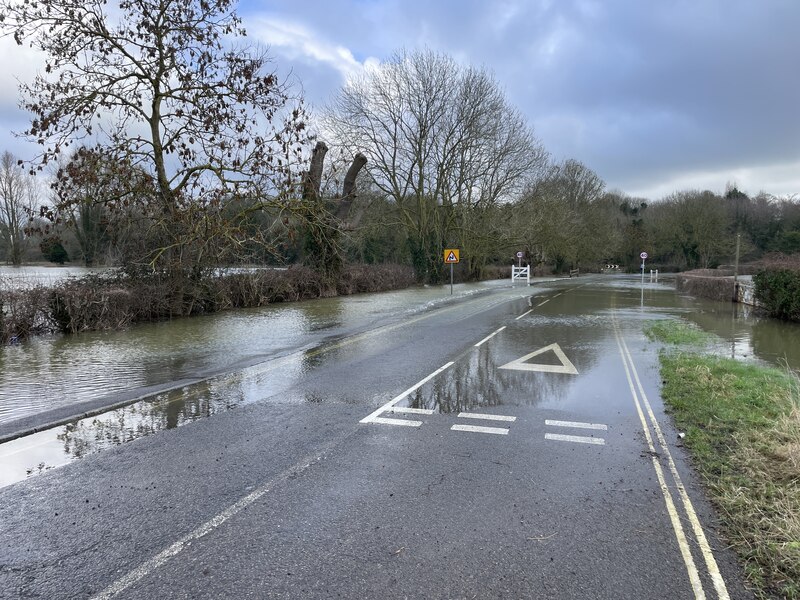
457;412;516;422
390;407;435;415
371;417;422;427
451;424;509;435
474;326;506;347
360;362;454;425
537;299;550;307
499;343;579;375
616;324;729;599
515;309;533;320
545;420;607;431
545;433;605;445
613;322;708;599
90;433;350;600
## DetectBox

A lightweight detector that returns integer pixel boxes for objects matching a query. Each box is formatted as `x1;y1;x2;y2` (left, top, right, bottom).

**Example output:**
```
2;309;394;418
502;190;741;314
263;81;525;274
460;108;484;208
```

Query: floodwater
0;265;106;288
1;274;799;488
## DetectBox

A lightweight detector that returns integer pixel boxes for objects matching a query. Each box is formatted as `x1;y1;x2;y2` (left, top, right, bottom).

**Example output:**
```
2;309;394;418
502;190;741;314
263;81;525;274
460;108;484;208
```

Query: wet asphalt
0;277;755;599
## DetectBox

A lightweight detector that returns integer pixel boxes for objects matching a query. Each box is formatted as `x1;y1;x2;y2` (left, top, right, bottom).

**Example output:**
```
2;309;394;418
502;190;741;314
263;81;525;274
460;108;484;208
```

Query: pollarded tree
1;0;312;271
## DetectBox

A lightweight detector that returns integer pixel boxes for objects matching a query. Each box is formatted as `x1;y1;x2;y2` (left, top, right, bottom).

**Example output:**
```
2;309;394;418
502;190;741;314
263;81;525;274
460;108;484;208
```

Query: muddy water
0;280;505;425
2;275;799;489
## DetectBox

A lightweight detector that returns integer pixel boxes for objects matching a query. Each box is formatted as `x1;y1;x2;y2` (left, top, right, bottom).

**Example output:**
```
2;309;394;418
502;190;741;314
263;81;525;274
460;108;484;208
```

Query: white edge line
545;420;607;431
360;362;454;424
545;433;605;445
515;309;533;320
457;412;516;422
451;424;509;435
474;326;507;347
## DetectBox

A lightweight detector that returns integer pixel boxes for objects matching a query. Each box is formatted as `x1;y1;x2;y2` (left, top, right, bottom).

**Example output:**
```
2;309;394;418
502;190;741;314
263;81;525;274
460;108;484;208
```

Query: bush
3;264;419;340
754;268;800;321
0;284;54;342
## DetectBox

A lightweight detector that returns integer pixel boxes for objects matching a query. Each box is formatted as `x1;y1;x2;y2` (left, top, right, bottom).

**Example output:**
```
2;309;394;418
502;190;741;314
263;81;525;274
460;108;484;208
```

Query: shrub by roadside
1;264;416;341
754;254;800;322
647;319;800;598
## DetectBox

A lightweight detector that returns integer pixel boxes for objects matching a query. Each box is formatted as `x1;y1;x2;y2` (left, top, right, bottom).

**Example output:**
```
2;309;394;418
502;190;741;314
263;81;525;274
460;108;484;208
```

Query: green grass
645;318;716;346
655;326;800;598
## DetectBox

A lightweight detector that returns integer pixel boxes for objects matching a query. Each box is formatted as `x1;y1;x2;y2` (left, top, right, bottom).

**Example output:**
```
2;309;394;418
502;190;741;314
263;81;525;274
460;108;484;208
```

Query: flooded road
0;273;793;598
0;280;506;425
2;275;799;491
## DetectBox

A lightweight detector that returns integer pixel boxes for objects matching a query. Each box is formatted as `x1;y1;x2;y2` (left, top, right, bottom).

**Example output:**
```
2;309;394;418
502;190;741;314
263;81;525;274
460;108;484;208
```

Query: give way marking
498;343;579;375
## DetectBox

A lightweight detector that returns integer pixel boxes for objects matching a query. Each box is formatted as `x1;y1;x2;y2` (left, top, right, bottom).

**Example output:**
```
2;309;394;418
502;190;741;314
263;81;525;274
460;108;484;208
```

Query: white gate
512;265;530;285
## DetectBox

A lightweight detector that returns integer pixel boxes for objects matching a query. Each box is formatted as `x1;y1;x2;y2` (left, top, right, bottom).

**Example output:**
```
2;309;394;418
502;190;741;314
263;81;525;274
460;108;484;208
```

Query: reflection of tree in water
405;344;594;413
56;380;245;462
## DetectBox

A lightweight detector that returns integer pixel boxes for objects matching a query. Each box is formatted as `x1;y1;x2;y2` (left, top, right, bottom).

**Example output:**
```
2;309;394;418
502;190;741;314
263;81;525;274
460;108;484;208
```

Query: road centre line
615;322;730;599
545;433;605;445
451;424;509;435
545;420;607;431
360;362;454;425
457;412;516;422
536;299;550;307
515;309;533;320
474;326;507;347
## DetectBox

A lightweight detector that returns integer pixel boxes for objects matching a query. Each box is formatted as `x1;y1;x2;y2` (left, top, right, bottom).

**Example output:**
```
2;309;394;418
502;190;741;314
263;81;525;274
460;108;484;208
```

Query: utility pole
733;232;741;302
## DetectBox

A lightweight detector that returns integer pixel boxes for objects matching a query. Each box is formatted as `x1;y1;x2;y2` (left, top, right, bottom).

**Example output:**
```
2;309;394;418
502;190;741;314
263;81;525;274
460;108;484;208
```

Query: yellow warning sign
444;248;460;263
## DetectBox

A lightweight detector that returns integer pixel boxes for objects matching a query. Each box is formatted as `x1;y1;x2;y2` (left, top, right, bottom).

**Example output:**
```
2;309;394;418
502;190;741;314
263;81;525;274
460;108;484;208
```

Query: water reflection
0;356;303;488
0;282;501;425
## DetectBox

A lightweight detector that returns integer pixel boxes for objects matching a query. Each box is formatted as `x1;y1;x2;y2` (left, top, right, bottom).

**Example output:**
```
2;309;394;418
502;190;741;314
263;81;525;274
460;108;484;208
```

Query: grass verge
648;319;800;598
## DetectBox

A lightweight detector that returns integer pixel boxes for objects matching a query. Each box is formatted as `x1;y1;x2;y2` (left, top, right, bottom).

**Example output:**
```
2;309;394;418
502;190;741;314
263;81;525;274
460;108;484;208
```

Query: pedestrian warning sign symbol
444;248;460;263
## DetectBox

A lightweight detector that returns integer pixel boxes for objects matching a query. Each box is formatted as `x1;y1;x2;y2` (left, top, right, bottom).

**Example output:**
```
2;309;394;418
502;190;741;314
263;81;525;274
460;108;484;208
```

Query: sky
1;0;798;201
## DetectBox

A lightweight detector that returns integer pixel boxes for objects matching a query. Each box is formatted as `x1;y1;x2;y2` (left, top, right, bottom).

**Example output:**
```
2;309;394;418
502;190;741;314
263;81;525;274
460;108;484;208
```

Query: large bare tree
0;151;37;265
1;0;312;271
324;48;547;282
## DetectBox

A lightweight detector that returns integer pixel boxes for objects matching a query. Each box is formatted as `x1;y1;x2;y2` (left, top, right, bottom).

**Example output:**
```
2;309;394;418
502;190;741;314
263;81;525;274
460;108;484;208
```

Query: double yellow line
613;317;729;600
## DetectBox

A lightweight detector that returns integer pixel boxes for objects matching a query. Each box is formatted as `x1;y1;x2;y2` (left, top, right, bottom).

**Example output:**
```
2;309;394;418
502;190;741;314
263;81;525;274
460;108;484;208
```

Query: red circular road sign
640;251;648;260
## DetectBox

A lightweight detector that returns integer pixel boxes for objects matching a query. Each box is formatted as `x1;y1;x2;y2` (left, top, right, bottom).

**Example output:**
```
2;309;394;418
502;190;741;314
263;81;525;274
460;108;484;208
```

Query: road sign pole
450;263;453;295
639;251;648;286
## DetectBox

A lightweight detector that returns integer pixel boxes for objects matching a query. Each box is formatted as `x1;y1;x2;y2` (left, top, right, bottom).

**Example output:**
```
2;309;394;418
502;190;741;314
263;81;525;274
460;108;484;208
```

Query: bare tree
0;151;37;265
654;190;731;269
513;159;613;271
324;48;547;282
1;0;312;271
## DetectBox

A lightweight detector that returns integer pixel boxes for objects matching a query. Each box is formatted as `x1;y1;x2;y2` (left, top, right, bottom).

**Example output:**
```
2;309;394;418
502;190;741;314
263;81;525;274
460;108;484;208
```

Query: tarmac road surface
0;277;753;599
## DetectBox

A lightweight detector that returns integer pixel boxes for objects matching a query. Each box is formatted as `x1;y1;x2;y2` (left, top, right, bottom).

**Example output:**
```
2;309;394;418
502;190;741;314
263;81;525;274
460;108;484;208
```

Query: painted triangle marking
498;343;579;375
